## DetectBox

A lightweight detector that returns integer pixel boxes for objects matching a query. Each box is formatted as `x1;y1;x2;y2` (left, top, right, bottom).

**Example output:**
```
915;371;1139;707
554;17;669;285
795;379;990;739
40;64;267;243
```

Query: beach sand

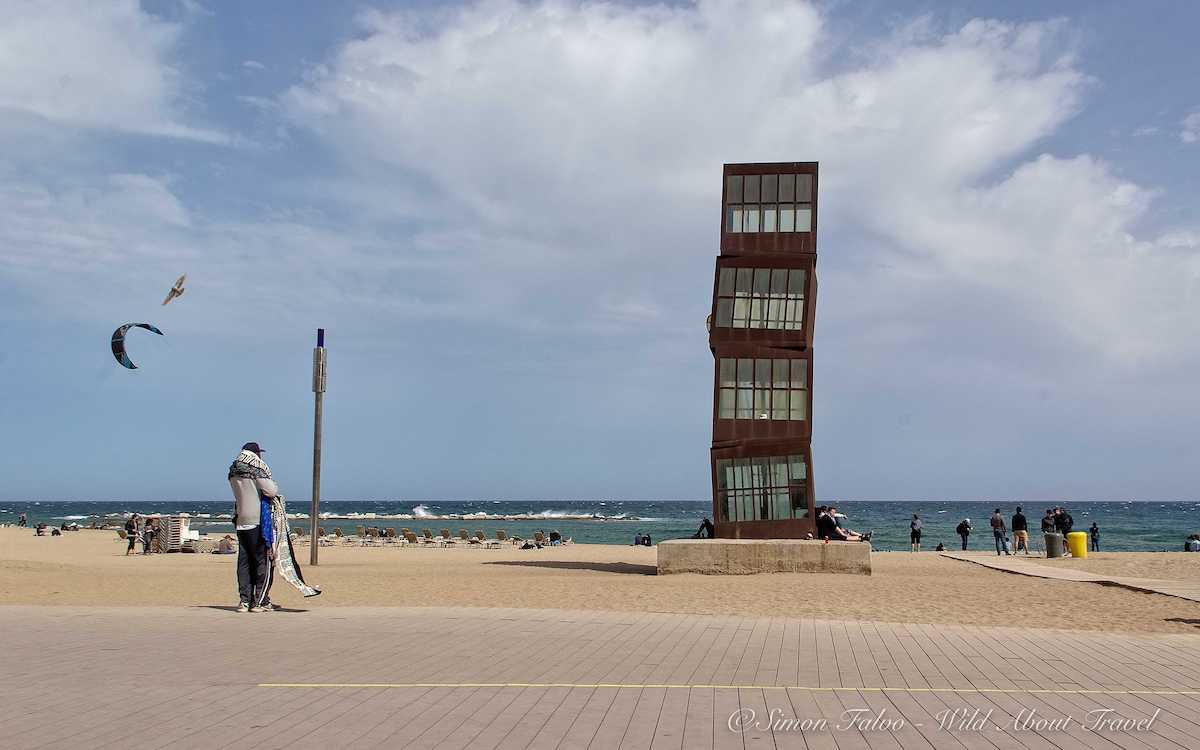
2;528;1198;633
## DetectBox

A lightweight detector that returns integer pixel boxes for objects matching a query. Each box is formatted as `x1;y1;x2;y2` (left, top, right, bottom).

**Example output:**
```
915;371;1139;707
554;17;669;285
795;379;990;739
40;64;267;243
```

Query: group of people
951;506;1098;555
816;505;871;542
632;532;653;546
122;513;162;555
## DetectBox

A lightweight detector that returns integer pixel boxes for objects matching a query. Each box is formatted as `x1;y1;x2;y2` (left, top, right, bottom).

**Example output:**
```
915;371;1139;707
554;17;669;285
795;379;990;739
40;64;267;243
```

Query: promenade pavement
3;605;1200;749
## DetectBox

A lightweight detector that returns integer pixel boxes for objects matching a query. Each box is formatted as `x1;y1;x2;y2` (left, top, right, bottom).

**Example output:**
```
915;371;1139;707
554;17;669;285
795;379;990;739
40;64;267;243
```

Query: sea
2;499;1198;552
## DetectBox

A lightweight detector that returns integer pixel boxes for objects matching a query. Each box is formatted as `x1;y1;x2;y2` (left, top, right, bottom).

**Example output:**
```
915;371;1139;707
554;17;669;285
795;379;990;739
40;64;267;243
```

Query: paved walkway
941;552;1200;603
4;605;1200;749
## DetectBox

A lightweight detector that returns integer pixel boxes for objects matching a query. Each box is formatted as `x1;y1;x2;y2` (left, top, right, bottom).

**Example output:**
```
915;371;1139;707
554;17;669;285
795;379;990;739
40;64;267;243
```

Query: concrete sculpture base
657;538;872;576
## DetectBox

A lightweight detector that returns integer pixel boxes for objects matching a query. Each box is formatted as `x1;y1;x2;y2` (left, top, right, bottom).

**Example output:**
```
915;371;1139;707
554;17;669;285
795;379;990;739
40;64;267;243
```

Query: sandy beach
3;527;1199;633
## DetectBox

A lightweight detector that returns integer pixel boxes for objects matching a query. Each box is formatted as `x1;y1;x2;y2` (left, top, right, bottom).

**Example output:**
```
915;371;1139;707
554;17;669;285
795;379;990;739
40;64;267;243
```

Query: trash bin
1044;532;1064;558
1067;531;1089;559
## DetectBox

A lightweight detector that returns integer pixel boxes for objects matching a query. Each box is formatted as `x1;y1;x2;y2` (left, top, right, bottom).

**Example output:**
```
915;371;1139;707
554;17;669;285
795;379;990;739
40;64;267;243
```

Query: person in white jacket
228;442;279;612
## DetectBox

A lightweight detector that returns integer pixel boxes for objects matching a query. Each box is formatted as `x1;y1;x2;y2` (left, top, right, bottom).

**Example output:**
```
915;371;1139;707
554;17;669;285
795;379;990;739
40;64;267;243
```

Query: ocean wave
412;504;434;518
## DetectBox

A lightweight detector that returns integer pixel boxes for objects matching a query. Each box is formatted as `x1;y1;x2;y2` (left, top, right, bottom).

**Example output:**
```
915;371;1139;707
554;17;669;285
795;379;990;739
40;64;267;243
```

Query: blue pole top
317;328;325;347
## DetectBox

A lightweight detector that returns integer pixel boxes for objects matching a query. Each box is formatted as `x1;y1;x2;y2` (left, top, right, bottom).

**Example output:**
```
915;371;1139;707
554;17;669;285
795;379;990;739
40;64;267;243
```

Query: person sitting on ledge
829;505;871;542
694;517;715;538
815;506;842;541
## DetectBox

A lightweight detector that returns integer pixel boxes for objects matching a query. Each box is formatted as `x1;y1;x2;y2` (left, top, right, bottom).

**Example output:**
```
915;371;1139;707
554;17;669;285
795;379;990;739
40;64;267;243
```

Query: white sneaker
236;602;250;613
251;603;275;613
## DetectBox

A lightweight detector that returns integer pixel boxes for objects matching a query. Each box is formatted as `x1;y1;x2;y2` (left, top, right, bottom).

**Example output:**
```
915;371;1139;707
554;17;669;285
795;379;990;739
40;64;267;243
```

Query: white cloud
0;0;225;142
1181;110;1200;143
1132;125;1160;137
242;59;266;70
274;0;1200;365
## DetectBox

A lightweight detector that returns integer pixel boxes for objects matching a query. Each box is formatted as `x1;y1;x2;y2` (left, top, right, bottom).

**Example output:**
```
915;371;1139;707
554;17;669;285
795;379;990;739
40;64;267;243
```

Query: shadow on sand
483;560;657;576
1165;618;1200;629
196;605;310;614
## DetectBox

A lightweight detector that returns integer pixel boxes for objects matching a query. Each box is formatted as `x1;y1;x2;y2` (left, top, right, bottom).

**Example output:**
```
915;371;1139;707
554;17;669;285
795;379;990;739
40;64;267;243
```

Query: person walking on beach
989;508;1010;555
229;442;278;613
1011;506;1030;555
910;514;922;552
956;518;972;550
1089;522;1100;552
17;512;27;528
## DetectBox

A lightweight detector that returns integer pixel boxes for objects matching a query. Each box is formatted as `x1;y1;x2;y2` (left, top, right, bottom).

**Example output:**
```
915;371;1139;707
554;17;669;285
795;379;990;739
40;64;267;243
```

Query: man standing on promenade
1011;506;1030;555
990;508;1010;555
228;442;278;613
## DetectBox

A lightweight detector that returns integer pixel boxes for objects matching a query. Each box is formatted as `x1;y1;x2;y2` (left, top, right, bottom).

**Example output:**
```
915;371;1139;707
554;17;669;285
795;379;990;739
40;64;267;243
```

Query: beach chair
403;531;421;546
440;528;456;545
420;529;442;547
479;530;500;549
333;527;348;545
534;531;547;546
496;530;513;546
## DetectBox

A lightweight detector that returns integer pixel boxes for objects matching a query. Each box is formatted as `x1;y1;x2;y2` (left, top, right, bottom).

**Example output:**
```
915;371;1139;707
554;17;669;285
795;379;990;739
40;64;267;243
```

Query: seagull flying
162;274;186;306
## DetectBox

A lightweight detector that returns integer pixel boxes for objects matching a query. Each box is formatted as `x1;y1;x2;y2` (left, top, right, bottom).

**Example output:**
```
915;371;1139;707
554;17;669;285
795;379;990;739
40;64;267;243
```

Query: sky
0;0;1197;503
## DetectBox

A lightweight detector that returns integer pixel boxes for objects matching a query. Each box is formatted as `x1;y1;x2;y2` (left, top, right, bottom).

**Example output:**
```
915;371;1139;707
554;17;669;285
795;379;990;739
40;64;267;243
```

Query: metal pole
310;328;326;565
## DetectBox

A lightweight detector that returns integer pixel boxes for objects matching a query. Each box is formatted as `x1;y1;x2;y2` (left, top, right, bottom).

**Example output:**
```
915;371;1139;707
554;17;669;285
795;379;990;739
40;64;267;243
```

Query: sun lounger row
292;526;519;548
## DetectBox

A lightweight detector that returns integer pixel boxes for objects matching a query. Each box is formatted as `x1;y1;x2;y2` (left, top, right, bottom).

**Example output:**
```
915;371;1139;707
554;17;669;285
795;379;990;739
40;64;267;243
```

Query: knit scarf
228;450;272;481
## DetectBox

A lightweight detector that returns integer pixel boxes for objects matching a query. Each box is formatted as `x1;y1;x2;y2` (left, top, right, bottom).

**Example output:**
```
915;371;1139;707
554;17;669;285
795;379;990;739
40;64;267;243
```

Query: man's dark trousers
236;527;272;606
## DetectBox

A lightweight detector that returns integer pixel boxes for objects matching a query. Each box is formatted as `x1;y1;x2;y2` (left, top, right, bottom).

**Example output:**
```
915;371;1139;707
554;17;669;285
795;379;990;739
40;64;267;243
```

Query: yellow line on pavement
257;682;1200;696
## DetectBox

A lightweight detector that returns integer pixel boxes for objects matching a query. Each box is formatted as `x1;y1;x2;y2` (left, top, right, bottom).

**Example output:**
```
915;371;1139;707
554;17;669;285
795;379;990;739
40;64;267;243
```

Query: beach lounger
420;529;442;546
534;531;547;546
440;528;457;545
496;530;514;546
478;531;500;549
403;531;421;546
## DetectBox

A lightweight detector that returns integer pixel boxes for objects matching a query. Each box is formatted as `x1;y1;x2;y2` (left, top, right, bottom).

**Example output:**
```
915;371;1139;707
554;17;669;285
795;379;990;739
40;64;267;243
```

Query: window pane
771;269;788;294
726;175;742;204
715;460;730;490
771;389;788;419
745;206;759;232
754;359;771;387
766;298;782;328
710;298;729;326
773;490;791;521
790;361;807;388
737;358;752;386
762;205;776;232
719;358;736;387
771;457;789;488
736;389;753;419
731;208;743;233
750;298;767;328
790;391;806;420
762;174;778;203
736;458;750;489
732;297;749;327
779;206;795;232
796;174;812;202
783;300;800;329
739;492;752;522
744;174;760;202
736;268;753;293
790;485;808;517
725;207;737;233
718;389;735;419
724;494;735;523
787;269;805;295
753;268;770;294
759;492;770;521
754;389;769;419
796;206;812;232
779;174;795;202
789;455;806;481
772;359;789;388
718;268;735;295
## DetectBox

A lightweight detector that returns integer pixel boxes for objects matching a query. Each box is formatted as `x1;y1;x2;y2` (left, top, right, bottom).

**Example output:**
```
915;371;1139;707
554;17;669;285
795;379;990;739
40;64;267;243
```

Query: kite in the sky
162;274;187;306
110;323;163;370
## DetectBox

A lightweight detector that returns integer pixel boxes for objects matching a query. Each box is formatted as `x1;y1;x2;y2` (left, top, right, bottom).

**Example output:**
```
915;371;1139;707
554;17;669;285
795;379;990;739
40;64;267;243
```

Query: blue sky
1;0;1197;502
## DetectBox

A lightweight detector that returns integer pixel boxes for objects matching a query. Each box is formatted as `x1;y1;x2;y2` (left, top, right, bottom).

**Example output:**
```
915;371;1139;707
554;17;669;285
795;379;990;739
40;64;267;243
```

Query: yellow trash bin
1067;531;1088;558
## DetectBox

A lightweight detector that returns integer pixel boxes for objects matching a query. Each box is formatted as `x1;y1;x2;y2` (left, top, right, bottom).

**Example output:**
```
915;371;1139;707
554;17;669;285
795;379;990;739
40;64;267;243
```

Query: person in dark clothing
642;533;652;546
910;514;923;552
1089;523;1100;552
1040;509;1055;534
124;514;139;556
1011;506;1029;555
17;512;27;527
815;506;838;540
695;517;715;538
956;518;972;550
